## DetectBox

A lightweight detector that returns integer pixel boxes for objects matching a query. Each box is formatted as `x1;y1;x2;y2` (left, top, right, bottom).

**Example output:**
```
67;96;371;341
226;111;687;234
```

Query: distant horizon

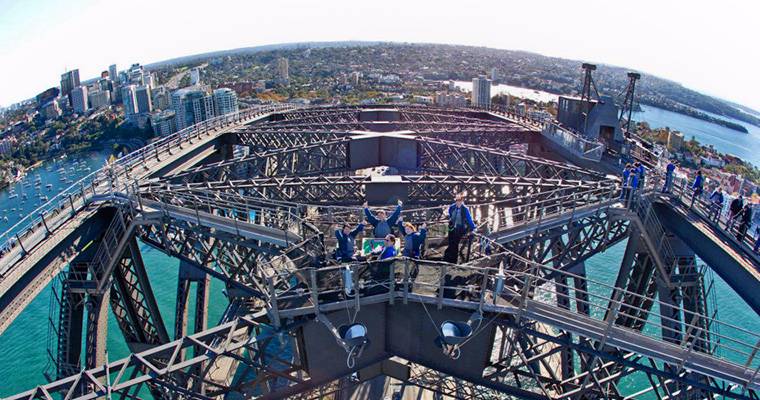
1;0;757;111
3;40;760;118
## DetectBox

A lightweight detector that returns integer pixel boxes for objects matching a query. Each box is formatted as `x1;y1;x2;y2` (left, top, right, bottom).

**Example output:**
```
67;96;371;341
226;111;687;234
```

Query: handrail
668;177;760;255
0;104;296;278
541;122;606;161
266;251;760;385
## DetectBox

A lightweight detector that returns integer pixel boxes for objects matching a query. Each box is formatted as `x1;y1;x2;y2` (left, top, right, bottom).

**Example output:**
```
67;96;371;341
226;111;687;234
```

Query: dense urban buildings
435;92;467;107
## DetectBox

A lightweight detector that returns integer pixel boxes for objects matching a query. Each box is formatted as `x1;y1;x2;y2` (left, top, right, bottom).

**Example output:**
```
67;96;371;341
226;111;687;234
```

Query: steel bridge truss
171;134;604;185
6;105;760;400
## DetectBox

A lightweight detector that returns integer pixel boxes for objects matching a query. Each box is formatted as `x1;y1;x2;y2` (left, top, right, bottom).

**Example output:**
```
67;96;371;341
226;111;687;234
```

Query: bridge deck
653;198;760;313
0;207;109;333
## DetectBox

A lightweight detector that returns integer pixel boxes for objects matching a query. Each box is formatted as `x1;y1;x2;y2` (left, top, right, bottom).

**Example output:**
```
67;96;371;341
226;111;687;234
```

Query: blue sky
1;0;759;111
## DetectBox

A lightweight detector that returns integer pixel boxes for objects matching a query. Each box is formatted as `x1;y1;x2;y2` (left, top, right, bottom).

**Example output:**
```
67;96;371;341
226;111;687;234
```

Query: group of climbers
334;195;476;265
620;162;647;202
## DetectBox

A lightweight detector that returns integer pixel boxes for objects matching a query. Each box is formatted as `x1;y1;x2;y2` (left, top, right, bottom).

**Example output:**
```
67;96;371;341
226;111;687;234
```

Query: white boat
8;193;18;199
46;183;53;190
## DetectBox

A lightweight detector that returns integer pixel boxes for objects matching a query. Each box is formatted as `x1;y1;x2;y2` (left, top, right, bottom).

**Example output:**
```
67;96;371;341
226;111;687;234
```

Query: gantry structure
0;104;758;400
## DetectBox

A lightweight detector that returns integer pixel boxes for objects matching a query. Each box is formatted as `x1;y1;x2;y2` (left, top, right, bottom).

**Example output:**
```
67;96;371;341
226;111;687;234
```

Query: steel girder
234;129;349;152
108;237;170;350
170;135;603;184
136;212;324;300
258;106;514;129
20;310;757;400
484;318;757;400
4;315;313;400
234;127;533;153
147;175;606;208
499;210;631;273
245;120;518;133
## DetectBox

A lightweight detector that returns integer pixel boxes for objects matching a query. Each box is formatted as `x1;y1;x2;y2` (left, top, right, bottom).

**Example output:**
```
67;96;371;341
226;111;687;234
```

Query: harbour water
0;107;757;396
454;80;760;168
632;104;760;167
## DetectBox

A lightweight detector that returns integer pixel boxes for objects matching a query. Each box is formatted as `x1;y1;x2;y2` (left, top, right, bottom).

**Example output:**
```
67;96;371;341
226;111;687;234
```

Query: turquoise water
0;108;758;397
633;104;760;167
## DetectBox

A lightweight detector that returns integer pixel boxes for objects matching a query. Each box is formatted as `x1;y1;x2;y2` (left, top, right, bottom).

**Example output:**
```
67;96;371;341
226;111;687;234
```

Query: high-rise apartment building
135;85;153;114
70;85;89;113
171;86;214;130
213;88;239;116
109;64;118;83
471;75;491;108
122;85;138;116
190;68;201;86
60;69;81;106
127;63;145;85
151;86;170;110
277;57;289;81
150;110;177;136
88;90;111;109
122;84;152;128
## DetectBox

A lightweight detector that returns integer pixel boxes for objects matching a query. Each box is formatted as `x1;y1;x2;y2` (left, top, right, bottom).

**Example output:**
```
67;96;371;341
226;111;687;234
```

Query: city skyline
1;0;759;112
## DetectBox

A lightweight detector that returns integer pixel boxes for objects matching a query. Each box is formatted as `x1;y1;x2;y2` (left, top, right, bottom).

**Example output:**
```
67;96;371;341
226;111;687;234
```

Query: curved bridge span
0;104;758;400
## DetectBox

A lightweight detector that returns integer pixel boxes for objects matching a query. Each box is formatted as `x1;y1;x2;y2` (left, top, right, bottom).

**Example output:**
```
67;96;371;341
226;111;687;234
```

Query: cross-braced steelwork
1;104;758;400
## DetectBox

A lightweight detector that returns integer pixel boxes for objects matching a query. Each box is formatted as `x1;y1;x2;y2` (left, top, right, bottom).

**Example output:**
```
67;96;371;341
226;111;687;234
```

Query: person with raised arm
363;199;402;238
398;219;427;259
335;222;364;262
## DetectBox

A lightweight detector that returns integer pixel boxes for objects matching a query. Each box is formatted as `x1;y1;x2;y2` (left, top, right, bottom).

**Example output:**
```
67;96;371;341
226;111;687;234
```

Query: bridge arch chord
170;135;609;184
414;136;606;181
148;175;606;209
169;137;352;184
233;129;349;151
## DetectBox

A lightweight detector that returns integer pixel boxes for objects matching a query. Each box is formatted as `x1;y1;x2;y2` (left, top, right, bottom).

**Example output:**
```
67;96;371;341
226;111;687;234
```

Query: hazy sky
1;0;758;111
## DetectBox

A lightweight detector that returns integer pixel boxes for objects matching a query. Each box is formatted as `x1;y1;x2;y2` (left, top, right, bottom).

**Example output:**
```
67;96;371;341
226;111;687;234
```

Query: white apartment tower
277;57;289;80
71;86;89;113
213;88;239;116
471;75;491;108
